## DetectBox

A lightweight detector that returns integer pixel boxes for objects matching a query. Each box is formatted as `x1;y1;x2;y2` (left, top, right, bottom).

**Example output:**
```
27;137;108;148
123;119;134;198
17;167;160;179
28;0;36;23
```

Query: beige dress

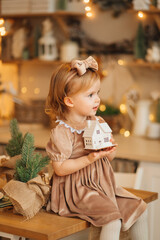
46;117;147;231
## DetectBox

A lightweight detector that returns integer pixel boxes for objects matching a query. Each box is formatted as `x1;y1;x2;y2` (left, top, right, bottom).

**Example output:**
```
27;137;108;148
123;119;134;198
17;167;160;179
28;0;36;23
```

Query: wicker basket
15;100;49;126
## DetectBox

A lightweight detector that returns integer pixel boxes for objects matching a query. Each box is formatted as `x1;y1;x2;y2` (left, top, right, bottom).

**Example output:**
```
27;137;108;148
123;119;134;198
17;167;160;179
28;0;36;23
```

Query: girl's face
68;79;101;120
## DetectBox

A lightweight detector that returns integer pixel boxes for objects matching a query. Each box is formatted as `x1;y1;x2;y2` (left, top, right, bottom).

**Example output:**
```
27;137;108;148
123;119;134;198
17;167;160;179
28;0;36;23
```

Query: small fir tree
5;119;25;157
134;22;146;60
14;132;50;183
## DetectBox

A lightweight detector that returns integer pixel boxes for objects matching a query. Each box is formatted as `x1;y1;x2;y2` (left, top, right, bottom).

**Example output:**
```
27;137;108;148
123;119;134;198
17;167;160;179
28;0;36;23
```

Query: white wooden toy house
83;120;113;150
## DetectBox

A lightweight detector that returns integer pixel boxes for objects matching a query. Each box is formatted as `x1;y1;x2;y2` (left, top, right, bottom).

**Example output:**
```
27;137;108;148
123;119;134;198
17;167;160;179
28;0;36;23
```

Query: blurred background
0;1;160;239
0;0;160;136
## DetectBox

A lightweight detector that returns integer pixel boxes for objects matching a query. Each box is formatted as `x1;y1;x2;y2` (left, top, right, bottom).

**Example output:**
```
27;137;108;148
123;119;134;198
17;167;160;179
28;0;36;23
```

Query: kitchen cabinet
0;2;85;64
115;134;160;240
1;5;160;68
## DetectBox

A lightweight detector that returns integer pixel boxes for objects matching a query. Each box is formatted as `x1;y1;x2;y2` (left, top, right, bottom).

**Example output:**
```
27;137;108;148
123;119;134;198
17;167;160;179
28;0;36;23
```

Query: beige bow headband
71;56;98;76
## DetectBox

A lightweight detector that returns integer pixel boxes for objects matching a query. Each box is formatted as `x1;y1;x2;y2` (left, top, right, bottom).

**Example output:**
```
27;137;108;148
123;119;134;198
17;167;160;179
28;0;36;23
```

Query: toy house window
96;130;100;134
104;137;109;142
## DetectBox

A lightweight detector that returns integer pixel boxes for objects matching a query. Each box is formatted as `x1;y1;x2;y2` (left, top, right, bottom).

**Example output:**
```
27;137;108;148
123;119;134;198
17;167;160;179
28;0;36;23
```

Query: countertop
0;124;159;163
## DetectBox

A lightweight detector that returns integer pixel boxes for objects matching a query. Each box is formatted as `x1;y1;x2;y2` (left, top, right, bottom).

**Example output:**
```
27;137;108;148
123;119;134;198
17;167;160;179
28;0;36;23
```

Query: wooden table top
0;125;160;163
124;188;158;204
0;188;158;240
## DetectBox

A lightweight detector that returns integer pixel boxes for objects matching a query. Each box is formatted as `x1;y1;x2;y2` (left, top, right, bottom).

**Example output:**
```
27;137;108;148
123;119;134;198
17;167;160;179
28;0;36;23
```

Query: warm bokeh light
138;11;144;18
120;104;127;114
85;6;91;11
118;59;124;66
120;128;125;135
99;104;106;112
124;130;130;137
34;88;40;95
102;69;108;77
0;18;4;26
0;27;6;36
149;114;155;122
0;19;6;36
86;12;93;17
83;0;90;3
21;87;27;94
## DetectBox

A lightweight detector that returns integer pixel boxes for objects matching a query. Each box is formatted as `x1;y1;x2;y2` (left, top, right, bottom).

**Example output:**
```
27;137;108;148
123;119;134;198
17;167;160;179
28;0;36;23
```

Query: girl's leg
130;210;148;240
100;219;121;240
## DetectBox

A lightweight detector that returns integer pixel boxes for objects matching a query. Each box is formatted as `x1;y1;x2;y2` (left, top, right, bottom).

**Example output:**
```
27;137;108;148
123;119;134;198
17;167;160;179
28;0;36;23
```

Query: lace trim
56;119;85;134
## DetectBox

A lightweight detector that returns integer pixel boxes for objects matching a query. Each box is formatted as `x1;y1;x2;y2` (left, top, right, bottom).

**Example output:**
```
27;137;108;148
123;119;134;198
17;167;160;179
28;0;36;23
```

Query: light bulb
83;0;90;3
86;12;93;17
118;59;124;65
85;6;91;11
120;104;127;114
138;11;144;18
99;104;106;112
124;130;130;137
0;18;4;26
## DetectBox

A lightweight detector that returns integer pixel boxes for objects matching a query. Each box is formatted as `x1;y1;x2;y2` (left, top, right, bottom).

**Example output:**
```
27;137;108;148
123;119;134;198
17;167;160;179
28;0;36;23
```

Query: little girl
46;56;148;240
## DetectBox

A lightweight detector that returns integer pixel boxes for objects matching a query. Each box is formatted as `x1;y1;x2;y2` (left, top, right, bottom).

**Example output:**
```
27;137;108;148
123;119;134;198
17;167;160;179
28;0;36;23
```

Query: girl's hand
87;145;117;163
110;134;116;145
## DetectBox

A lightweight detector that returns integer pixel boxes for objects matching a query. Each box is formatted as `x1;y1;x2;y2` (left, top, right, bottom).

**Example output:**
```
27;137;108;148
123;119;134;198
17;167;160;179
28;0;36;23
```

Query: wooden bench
0;188;158;240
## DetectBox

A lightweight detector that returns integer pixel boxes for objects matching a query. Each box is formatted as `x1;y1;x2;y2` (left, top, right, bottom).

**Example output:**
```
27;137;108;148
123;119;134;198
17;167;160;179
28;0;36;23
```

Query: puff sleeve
46;125;73;162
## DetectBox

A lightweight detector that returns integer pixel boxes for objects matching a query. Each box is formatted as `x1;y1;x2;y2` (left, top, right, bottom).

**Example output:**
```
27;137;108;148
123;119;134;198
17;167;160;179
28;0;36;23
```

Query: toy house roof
83;120;112;138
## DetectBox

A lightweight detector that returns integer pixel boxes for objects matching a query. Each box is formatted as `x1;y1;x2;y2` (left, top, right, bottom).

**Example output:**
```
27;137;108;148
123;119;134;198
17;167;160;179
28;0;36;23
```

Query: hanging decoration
92;0;132;17
134;22;147;60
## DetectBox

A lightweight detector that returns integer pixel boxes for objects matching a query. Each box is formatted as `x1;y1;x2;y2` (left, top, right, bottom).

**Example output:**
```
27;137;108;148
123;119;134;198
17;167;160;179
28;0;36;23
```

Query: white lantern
39;35;58;61
38;18;58;61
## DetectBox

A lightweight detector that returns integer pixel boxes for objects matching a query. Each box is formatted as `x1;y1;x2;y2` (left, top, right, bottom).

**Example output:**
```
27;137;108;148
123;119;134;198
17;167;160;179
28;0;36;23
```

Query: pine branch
10;118;20;138
15;133;50;182
21;133;35;167
5;119;24;157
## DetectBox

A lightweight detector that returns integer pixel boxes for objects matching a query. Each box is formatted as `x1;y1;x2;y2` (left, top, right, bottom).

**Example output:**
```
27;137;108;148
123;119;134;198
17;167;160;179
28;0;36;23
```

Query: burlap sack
0;155;21;182
3;175;51;219
0;155;21;169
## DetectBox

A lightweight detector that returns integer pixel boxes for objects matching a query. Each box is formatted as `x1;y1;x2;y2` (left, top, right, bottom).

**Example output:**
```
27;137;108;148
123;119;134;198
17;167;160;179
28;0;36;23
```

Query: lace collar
56;119;85;134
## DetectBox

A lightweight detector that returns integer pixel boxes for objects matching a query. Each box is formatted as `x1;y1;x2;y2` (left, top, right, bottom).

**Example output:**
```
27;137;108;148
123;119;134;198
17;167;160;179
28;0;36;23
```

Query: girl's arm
52;146;116;176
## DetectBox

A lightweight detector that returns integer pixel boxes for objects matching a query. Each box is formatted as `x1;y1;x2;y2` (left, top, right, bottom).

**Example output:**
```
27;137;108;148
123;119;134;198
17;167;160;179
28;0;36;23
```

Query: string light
124;130;130;137
118;59;125;66
138;11;144;19
0;18;6;36
0;18;4;26
149;114;155;122
86;12;93;17
85;6;91;11
99;104;106;112
21;87;27;94
83;0;94;18
120;104;127;114
0;27;6;36
120;128;125;135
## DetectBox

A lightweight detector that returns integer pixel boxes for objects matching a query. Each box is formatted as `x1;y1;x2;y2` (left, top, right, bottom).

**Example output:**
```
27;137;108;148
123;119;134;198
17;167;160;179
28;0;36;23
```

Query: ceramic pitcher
133;100;151;136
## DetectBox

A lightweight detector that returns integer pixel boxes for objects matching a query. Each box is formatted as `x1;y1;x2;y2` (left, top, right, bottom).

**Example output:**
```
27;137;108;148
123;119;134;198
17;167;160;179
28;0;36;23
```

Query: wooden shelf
2;59;64;65
128;5;160;14
124;60;160;68
1;11;85;19
3;59;160;69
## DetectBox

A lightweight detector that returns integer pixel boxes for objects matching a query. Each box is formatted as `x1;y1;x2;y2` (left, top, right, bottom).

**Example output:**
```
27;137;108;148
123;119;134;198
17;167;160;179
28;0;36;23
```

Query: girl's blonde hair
45;62;99;122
